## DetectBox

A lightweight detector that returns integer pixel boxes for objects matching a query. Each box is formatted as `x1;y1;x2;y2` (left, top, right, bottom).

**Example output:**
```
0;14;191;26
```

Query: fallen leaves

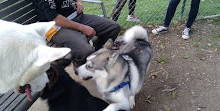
183;55;191;59
157;57;169;63
162;104;170;111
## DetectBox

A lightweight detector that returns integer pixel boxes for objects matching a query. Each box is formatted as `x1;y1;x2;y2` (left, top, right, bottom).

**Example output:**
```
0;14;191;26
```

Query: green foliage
171;91;176;99
83;0;220;28
183;55;191;59
157;57;169;63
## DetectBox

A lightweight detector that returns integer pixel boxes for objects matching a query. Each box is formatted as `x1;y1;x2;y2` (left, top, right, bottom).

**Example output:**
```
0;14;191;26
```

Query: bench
0;0;106;110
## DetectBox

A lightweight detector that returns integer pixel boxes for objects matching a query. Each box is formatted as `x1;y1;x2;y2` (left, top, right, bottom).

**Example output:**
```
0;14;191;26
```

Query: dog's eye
86;62;93;69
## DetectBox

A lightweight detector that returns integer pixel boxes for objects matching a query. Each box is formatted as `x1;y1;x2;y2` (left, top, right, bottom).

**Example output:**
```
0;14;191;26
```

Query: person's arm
53;14;96;37
75;0;84;14
33;0;95;37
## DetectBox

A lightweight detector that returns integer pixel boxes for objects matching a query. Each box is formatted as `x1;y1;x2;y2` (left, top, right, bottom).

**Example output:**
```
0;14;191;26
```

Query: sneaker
126;15;141;22
182;28;191;39
152;26;168;35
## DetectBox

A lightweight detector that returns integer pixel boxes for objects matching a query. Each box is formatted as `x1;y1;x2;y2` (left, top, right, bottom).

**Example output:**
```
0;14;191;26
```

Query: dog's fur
0;20;70;96
41;59;110;111
75;26;153;111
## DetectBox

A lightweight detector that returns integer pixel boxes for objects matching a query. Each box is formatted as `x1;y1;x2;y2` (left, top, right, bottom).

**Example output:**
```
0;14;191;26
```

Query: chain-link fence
83;0;220;28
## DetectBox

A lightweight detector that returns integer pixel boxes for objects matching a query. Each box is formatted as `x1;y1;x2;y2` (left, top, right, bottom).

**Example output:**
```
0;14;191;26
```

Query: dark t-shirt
32;0;76;22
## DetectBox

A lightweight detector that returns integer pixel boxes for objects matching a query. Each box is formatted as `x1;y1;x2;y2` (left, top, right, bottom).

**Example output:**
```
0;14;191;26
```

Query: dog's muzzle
19;84;32;101
74;69;92;80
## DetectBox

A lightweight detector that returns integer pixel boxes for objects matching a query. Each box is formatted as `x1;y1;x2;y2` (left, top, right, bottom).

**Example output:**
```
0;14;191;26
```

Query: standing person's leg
128;0;136;15
112;0;127;21
186;0;200;28
152;0;181;34
127;0;141;22
182;0;200;39
164;0;181;27
80;14;121;50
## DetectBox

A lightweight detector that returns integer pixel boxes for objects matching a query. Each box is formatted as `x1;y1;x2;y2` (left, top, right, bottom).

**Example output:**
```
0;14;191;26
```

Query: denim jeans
164;0;200;28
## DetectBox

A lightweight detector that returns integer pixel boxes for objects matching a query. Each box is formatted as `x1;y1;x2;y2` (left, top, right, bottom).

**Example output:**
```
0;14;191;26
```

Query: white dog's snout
29;73;49;92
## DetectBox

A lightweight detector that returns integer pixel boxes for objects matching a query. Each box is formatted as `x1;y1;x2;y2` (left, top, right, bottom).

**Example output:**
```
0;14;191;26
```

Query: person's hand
75;2;83;14
80;25;96;37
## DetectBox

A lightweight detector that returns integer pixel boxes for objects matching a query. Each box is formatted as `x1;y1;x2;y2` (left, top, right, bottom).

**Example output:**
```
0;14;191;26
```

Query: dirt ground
132;18;220;111
29;18;220;111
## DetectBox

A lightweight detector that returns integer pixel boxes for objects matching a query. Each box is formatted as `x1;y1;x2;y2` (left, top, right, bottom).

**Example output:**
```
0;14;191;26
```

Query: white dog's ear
25;21;55;37
103;38;113;49
19;46;70;86
36;45;71;62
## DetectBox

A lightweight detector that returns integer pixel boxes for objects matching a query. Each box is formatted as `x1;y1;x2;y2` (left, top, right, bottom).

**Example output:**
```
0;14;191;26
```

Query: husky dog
0;20;70;101
75;26;152;111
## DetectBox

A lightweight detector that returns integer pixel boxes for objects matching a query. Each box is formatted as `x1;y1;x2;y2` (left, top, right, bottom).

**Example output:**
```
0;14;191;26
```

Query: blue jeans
112;0;136;21
164;0;200;28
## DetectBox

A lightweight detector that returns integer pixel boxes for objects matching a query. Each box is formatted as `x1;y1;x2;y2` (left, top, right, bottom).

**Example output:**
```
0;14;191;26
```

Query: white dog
0;20;70;100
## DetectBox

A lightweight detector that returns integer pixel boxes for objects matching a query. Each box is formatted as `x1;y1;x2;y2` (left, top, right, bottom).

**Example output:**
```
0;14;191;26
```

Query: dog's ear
103;38;113;49
36;45;71;62
25;21;55;38
105;52;119;71
18;46;70;85
19;55;51;86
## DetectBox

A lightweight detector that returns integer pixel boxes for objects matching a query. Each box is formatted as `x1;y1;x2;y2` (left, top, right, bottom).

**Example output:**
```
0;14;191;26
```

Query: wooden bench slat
14;9;37;24
0;92;20;111
0;92;39;111
0;0;22;10
4;94;26;111
13;92;40;111
0;91;14;105
2;4;36;22
47;41;57;47
21;15;38;25
0;0;32;19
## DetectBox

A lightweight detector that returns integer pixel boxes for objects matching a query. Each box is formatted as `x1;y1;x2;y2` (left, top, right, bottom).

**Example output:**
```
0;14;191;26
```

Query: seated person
32;0;121;66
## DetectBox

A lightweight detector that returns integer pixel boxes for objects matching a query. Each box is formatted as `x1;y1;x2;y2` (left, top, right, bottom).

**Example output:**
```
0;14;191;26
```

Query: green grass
83;0;220;28
192;18;220;51
1;0;218;28
212;17;220;26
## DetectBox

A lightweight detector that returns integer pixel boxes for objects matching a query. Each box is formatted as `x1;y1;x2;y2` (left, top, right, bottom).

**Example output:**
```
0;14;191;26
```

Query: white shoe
152;26;168;35
182;28;191;39
126;15;141;22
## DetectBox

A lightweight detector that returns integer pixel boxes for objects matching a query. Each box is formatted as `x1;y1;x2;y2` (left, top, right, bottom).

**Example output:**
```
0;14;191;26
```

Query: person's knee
111;23;121;40
71;47;94;61
115;23;121;32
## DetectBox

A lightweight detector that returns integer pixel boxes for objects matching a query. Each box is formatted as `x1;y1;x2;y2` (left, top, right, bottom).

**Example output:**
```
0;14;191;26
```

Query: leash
109;74;131;93
46;11;77;41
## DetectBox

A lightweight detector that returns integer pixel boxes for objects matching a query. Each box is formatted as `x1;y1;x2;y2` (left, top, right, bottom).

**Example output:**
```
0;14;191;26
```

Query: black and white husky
75;26;153;111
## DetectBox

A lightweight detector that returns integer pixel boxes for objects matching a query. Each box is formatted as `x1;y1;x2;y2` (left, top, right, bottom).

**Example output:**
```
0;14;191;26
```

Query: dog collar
109;74;131;93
